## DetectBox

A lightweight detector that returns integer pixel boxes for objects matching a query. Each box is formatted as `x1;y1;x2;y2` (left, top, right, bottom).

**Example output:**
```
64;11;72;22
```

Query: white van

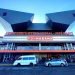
13;55;38;66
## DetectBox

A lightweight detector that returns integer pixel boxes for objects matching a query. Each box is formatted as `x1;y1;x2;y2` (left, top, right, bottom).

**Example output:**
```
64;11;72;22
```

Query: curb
0;64;12;66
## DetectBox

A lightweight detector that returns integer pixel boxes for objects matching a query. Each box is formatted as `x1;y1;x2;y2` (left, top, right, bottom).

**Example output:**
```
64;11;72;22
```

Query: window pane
17;58;22;60
23;57;28;60
29;57;35;60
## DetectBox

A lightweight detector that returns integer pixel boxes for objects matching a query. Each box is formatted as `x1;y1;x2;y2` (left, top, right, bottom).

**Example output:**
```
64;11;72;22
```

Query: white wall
0;22;6;36
0;17;13;36
66;21;75;35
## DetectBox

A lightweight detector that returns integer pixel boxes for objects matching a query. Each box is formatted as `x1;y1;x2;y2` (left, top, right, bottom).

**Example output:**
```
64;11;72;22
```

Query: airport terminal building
0;8;75;63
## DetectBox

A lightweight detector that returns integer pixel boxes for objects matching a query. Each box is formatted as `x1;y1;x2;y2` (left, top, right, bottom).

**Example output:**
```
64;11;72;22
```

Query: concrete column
6;43;9;50
64;44;66;50
39;43;41;50
13;43;15;50
66;43;69;50
70;43;73;50
11;43;14;50
8;43;13;50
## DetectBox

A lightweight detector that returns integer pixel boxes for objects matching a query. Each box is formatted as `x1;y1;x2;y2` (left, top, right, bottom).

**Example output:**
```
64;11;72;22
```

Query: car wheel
30;63;33;66
48;63;51;67
17;63;21;66
61;63;64;67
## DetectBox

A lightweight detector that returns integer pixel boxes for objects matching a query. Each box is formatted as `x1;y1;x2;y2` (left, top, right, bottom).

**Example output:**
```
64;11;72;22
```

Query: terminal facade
0;8;75;63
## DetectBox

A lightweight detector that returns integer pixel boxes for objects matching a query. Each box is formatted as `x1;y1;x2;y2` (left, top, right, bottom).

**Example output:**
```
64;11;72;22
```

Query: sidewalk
68;63;75;66
0;62;13;66
0;64;12;66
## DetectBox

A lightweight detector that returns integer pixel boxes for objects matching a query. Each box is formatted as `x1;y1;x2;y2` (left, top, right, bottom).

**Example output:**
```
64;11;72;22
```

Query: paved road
0;65;75;75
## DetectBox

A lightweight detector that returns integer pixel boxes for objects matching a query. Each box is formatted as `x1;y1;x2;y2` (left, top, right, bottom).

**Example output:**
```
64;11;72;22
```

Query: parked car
13;55;39;66
45;59;68;67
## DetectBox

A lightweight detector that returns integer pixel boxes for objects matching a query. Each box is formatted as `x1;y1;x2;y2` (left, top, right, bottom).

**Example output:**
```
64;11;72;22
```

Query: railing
0;46;75;51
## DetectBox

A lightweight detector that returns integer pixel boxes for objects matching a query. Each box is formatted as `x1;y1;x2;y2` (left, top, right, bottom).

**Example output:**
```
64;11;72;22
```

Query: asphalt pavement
0;65;75;75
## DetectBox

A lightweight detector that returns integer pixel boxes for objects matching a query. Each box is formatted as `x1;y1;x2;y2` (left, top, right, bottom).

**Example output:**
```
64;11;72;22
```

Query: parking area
0;64;75;75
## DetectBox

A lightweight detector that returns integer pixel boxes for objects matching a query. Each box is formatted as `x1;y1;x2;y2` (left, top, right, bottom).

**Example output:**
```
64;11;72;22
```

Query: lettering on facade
5;32;73;36
27;36;53;41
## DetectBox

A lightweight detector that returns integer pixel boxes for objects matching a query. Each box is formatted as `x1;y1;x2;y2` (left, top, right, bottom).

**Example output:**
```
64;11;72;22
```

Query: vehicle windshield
46;58;65;62
17;57;22;60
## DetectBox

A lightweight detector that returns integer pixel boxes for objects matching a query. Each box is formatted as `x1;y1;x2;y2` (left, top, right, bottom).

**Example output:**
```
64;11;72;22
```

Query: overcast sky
0;0;75;36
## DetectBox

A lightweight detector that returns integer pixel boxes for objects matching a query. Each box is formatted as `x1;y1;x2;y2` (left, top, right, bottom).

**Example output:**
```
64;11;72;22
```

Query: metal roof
0;8;34;24
46;10;75;25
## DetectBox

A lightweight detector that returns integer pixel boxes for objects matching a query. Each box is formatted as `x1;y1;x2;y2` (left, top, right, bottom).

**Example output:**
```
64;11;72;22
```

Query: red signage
5;32;73;36
27;36;53;41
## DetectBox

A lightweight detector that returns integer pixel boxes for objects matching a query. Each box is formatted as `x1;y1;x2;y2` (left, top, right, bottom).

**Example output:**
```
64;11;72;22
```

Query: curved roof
46;10;75;25
46;10;75;32
0;8;34;24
